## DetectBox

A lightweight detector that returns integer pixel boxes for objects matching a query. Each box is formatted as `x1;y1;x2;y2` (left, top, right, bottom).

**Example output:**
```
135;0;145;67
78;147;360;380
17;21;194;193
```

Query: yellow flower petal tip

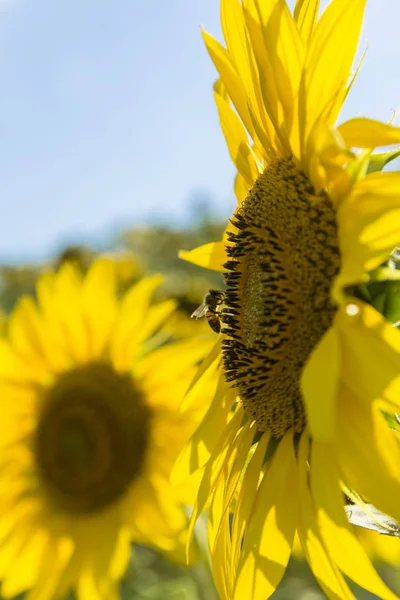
179;241;228;272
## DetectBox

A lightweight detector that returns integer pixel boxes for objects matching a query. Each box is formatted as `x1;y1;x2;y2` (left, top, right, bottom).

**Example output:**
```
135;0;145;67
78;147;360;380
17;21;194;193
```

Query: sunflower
175;0;400;598
0;258;215;600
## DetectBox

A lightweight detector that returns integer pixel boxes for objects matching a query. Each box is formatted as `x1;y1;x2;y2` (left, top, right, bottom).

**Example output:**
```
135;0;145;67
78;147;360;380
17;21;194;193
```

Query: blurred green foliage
118;214;224;315
0;209;225;317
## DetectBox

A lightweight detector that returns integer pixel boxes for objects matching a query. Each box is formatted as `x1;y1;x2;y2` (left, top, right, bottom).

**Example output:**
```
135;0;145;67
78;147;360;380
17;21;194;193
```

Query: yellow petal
0;336;49;384
256;0;304;155
294;0;320;44
48;263;88;363
311;441;397;599
0;528;31;580
220;0;255;138
234;432;297;600
338;383;400;524
179;241;226;272
219;422;256;524
188;407;245;542
138;337;213;410
247;89;278;160
81;258;117;359
77;561;120;600
299;0;367;157
223;0;279;158
149;409;206;507
209;421;255;553
0;499;39;546
1;530;48;598
301;325;340;440
123;477;197;564
35;272;74;359
234;172;250;204
83;516;130;586
338;118;400;148
337;171;400;286
125;480;185;547
101;584;120;600
108;527;132;582
305;122;353;199
209;422;255;599
359;530;400;565
7;297;67;376
202;29;254;139
110;275;161;371
297;433;355;599
139;299;177;341
172;378;235;483
336;300;400;411
180;337;222;409
242;0;289;155
25;536;74;600
77;569;103;600
214;79;259;186
209;483;230;600
230;432;269;576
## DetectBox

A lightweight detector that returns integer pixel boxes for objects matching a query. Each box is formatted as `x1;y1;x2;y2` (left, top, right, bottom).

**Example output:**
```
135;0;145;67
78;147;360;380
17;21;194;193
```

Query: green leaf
381;281;400;323
353;283;372;303
371;290;386;314
353;275;400;325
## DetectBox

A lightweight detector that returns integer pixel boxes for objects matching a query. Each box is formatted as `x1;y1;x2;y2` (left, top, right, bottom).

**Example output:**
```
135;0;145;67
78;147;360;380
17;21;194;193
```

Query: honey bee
191;289;225;334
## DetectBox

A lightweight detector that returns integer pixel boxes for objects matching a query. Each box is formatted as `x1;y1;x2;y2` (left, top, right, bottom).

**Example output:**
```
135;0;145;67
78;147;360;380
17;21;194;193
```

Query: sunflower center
35;362;151;514
222;158;340;437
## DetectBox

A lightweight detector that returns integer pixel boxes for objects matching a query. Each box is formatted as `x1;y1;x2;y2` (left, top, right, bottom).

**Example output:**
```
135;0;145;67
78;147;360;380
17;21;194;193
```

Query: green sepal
379;281;400;323
346;149;370;182
366;148;400;174
383;410;400;434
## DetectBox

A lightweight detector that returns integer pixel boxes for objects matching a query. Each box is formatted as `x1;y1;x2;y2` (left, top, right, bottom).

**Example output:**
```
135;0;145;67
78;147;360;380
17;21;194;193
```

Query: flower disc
222;158;340;436
35;361;151;514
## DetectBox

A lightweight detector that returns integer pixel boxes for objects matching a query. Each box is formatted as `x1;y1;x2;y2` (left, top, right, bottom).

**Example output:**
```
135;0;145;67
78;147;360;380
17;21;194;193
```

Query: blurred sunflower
0;258;214;600
176;0;400;598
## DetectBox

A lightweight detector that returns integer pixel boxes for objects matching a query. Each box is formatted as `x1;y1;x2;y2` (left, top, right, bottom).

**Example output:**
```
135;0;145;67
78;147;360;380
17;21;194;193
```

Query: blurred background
1;0;400;598
1;0;400;264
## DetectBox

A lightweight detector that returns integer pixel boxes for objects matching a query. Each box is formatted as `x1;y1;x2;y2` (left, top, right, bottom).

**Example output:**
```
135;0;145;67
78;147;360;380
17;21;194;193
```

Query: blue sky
0;0;399;262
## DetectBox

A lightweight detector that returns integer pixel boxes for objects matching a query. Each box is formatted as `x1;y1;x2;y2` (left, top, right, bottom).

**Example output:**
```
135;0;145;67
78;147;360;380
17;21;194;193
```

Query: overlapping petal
311;441;398;599
336;172;400;290
297;434;354;599
234;433;297;600
338;118;400;148
300;0;366;159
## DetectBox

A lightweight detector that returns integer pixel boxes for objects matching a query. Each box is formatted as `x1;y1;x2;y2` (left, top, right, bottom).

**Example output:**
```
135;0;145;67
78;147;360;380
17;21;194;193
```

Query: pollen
35;362;151;514
222;158;340;438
